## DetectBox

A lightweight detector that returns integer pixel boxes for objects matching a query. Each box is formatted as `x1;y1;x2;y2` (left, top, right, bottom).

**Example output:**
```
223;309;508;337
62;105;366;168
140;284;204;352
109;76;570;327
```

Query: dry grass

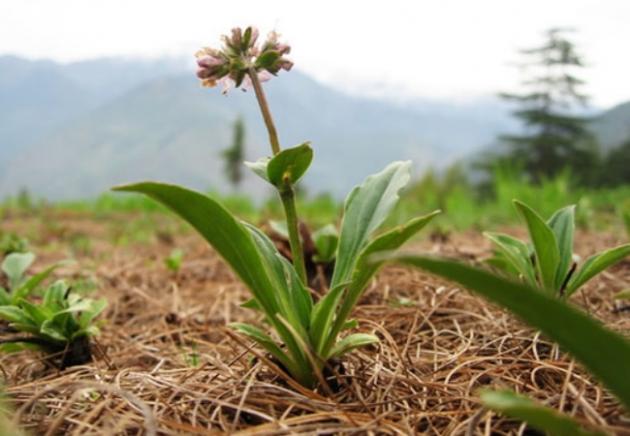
1;212;629;435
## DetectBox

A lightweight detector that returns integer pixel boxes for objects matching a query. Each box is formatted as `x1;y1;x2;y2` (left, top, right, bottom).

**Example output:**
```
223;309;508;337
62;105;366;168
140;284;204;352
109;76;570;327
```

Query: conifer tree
499;28;598;184
222;117;245;189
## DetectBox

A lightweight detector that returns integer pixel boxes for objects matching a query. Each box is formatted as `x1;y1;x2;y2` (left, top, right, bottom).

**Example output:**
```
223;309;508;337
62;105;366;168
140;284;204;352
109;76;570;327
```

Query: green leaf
323;211;439;357
0;287;10;306
267;142;313;187
19;300;51;326
79;299;107;330
13;261;66;303
2;252;35;290
42;281;69;311
240;298;262;310
279;256;313;330
388;254;630;410
514;200;560;292
484;232;537;286
312;224;338;263
244;157;270;182
40;320;68;342
329;333;379;359
113;183;278;316
268;220;289;239
547;205;576;290
113;182;312;382
309;281;349;354
566;244;630;296
331;161;412;288
480;389;603;436
0;306;32;325
229;322;299;381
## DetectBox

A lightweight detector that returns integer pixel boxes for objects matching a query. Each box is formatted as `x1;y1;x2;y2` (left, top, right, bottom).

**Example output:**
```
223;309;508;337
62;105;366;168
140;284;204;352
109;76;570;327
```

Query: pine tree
222;117;245;189
499;28;599;184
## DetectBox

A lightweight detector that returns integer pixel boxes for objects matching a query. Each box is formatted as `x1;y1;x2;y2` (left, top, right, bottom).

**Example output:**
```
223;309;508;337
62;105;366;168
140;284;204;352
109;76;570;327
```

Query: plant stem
248;68;281;155
280;186;308;283
248;68;308;284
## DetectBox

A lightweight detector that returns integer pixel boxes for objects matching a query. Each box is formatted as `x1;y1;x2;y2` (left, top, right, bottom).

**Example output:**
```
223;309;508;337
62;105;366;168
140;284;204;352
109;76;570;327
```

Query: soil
1;211;629;435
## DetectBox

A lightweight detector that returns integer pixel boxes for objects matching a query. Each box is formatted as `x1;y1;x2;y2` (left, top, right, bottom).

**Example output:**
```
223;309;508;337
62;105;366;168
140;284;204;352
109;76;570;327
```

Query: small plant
0;253;106;368
164;249;184;273
0;232;28;256
114;26;440;388
485;200;630;297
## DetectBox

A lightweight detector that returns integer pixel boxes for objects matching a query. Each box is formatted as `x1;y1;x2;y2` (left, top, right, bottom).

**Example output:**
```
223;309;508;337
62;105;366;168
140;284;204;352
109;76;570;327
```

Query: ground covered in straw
2;211;629;435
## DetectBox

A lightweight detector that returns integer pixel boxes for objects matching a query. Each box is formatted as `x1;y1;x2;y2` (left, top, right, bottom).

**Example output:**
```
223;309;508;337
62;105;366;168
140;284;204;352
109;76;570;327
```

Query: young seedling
164;249;184;274
114;26;440;389
485;200;630;297
0;280;106;368
0;231;28;256
0;252;106;368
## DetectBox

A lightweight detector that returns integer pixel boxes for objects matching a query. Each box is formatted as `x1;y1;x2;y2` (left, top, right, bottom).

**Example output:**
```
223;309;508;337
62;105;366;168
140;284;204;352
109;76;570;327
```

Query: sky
2;0;629;107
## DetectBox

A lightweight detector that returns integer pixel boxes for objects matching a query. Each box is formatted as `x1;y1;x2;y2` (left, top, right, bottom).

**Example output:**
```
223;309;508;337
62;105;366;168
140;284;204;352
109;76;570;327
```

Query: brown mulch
1;212;629;435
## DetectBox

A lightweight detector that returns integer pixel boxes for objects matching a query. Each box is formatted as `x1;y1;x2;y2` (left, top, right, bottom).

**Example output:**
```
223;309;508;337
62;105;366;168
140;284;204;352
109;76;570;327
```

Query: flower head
195;26;293;93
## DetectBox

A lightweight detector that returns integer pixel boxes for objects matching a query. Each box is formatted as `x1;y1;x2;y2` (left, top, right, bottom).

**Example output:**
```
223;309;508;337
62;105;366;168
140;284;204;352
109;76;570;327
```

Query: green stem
248;68;308;284
280;186;308;284
248;68;281;155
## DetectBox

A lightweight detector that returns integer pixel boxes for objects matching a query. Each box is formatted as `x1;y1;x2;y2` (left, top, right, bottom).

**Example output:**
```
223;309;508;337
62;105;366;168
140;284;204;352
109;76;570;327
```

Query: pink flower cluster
195;27;293;93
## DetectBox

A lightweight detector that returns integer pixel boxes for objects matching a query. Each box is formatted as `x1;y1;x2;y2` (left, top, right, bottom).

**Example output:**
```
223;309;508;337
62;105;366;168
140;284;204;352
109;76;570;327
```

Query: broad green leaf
13;262;66;303
547;205;576;290
313;224;338;263
39;320;68;342
566;244;630;296
484;232;537;286
0;287;10;306
342;319;358;330
329;333;379;359
113;183;278;315
244;158;270;182
113;182;311;379
267;142;313;187
388;254;630;409
309;281;349;354
514;200;560;292
19;300;50;325
79;299;107;329
229;322;301;382
331;161;411;288
2;252;35;290
0;306;32;325
279;256;313;330
323;211;439;356
480;389;603;436
42;281;69;310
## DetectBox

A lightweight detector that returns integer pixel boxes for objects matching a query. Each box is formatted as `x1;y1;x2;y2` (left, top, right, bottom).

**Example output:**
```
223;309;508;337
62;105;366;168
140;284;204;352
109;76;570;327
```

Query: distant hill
0;55;628;200
590;101;630;150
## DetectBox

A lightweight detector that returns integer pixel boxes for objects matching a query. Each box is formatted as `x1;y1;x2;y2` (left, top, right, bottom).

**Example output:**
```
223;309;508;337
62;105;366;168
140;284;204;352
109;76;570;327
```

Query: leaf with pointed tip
329;333;379;359
566;244;630;296
484;232;537;286
13;262;67;303
480;390;603;436
0;306;32;325
323;211;439;356
547;205;576;290
79;299;108;330
229;322;298;380
388;254;630;409
331;161;412;288
267;142;313;187
2;252;35;290
244;158;270;182
514;200;559;292
309;281;350;354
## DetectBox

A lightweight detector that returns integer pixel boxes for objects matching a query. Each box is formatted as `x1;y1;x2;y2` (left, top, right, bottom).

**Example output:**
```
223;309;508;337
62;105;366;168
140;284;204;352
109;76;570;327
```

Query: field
1;199;629;434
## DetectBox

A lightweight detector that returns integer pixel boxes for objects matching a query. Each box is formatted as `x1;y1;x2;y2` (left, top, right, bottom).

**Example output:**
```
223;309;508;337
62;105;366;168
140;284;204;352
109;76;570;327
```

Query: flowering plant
115;26;439;389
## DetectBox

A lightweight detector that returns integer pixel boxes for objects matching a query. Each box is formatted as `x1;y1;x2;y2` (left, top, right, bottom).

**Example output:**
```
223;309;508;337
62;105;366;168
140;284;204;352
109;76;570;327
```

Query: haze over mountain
0;55;628;200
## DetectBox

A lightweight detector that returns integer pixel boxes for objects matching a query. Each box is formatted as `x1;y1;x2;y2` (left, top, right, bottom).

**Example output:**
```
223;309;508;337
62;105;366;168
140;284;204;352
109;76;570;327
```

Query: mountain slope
0;69;514;199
